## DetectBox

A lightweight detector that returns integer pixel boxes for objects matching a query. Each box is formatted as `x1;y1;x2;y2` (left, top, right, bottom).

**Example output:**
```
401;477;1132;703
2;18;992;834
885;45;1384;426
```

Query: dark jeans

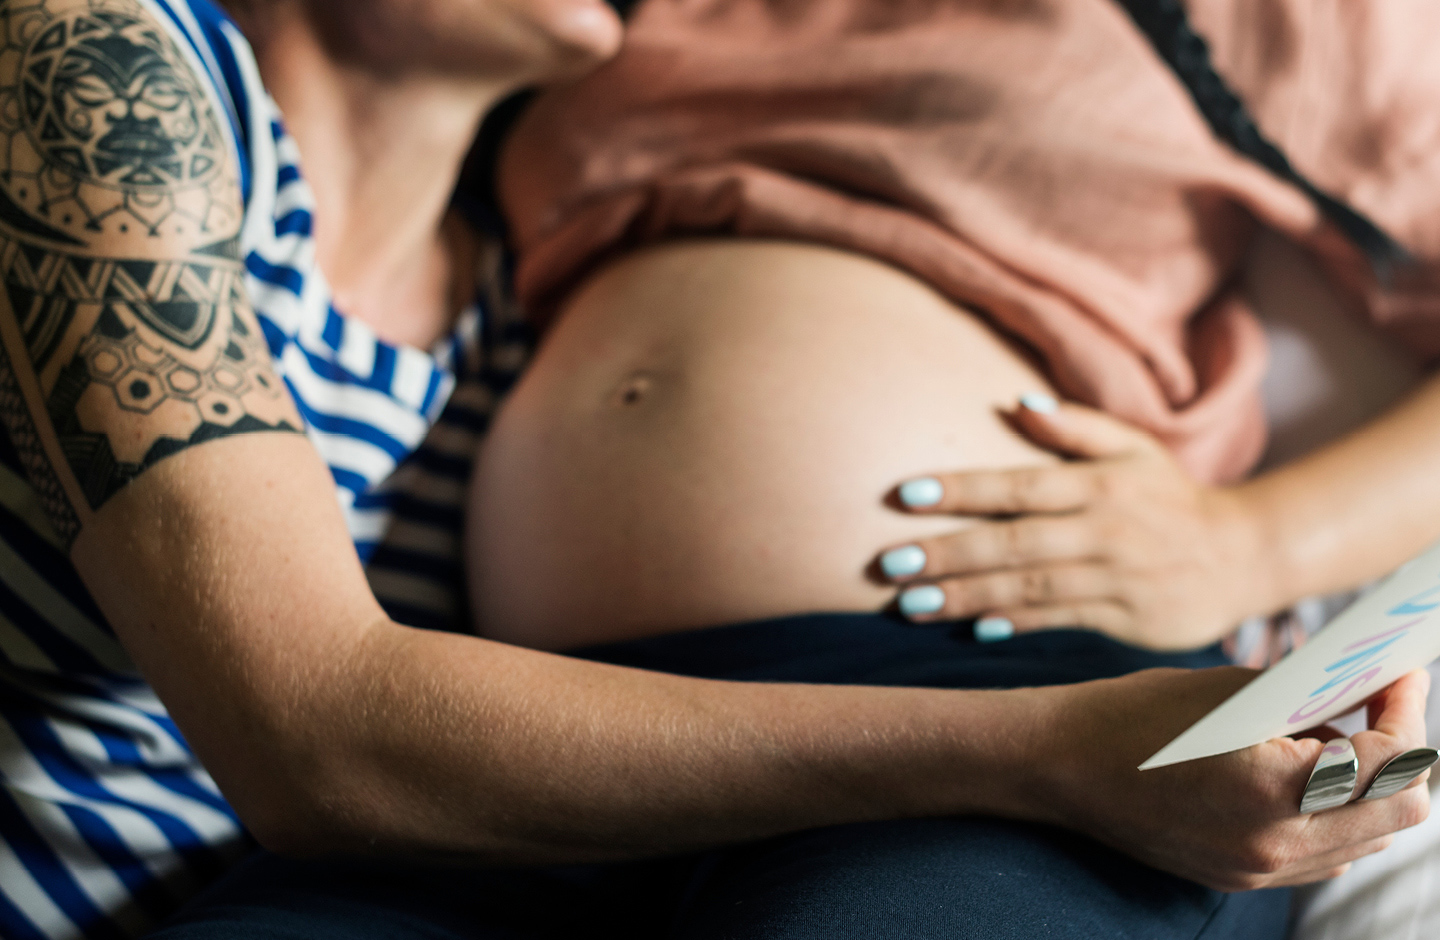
149;614;1291;939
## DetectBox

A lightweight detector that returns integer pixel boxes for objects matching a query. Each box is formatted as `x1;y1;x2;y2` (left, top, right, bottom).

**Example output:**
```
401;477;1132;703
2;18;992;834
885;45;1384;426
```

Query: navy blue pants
149;614;1291;939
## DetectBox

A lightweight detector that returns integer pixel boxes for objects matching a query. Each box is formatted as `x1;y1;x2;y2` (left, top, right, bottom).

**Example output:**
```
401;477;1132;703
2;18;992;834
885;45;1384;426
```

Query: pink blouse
500;0;1440;482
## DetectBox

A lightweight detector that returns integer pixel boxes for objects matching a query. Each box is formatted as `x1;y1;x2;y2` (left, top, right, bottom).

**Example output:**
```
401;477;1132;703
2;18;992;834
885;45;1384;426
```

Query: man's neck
244;8;505;349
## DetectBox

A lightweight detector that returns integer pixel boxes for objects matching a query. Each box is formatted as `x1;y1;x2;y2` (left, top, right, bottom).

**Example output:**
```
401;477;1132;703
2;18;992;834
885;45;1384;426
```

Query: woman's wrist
997;675;1160;836
967;684;1084;828
879;685;1073;826
1215;480;1292;624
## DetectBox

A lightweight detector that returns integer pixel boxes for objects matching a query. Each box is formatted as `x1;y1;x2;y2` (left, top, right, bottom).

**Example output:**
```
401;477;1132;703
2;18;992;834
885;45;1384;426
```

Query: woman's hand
1040;667;1433;891
877;394;1275;650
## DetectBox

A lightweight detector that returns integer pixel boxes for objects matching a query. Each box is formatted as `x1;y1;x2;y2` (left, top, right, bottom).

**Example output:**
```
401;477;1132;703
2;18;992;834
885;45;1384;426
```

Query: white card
1141;540;1440;770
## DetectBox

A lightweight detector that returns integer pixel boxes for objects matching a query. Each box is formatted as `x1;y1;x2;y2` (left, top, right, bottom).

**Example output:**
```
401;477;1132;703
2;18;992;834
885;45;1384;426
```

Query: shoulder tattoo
0;0;299;547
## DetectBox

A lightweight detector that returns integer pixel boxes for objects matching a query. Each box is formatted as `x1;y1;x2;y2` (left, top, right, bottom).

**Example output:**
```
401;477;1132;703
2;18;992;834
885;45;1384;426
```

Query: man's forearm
222;617;1060;861
162;595;1075;862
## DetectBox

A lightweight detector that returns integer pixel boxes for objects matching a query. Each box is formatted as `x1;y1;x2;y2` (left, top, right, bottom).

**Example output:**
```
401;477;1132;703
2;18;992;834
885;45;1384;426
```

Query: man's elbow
202;737;380;858
217;745;470;860
227;771;357;858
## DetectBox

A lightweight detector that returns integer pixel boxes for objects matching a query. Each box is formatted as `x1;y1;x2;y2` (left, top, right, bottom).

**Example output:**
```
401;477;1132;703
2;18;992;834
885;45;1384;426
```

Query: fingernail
898;477;944;508
880;545;927;579
1019;392;1059;415
974;617;1015;643
899;585;946;618
1300;737;1359;814
1361;748;1440;801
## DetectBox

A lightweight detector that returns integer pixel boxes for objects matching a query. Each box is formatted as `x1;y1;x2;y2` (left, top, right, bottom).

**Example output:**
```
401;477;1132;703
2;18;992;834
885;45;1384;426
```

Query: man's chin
522;0;623;80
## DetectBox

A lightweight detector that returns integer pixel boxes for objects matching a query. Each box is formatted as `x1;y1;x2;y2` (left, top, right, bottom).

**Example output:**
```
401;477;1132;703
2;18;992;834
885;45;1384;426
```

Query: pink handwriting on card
1142;542;1440;770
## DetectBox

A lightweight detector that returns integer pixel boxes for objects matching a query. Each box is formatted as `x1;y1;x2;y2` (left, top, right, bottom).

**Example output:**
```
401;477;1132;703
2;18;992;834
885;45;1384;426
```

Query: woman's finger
988;601;1131;638
1296;774;1431;849
1009;393;1166;461
1263;864;1353;889
1364;669;1431;742
892;564;1116;619
1347;670;1433;797
896;576;1129;637
894;463;1097;515
1265;832;1405;887
1255;835;1397;888
882;516;1102;582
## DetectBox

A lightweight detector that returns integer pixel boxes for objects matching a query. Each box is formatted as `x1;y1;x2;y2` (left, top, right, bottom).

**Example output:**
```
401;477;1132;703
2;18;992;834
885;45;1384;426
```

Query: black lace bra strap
1116;0;1411;279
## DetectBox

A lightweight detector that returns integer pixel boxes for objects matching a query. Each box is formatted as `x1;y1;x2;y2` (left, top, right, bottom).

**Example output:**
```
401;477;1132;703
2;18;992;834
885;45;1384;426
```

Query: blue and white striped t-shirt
0;2;525;936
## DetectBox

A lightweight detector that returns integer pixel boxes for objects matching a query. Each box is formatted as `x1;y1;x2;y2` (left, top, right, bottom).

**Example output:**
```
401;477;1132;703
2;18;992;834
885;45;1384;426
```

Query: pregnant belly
466;239;1059;650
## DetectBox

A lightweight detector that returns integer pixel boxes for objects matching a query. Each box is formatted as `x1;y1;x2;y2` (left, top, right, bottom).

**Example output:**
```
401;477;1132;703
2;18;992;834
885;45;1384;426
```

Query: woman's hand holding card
1041;667;1433;892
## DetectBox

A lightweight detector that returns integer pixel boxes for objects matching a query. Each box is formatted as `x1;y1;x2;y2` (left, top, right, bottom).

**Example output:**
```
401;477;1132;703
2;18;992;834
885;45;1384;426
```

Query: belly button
611;372;656;407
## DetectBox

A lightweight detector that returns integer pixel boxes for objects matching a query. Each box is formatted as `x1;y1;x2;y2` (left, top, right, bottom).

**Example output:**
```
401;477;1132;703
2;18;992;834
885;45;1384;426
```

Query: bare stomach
466;240;1058;650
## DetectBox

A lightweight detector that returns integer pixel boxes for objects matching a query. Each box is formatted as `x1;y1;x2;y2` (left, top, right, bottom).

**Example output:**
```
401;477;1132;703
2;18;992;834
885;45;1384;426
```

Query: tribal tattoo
0;0;299;547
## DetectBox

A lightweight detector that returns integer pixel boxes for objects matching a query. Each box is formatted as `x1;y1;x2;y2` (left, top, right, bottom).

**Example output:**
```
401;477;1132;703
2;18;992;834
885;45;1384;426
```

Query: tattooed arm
0;0;299;542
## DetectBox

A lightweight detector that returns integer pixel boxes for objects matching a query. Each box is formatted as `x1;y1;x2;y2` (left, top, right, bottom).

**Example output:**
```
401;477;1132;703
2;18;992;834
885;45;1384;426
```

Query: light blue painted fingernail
880;545;927;579
974;617;1016;643
1019;392;1059;414
899;585;946;619
899;477;944;508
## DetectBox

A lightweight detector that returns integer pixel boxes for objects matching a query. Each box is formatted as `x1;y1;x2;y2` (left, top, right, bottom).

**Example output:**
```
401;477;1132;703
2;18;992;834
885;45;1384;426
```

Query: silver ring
1300;738;1359;814
1361;748;1440;801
